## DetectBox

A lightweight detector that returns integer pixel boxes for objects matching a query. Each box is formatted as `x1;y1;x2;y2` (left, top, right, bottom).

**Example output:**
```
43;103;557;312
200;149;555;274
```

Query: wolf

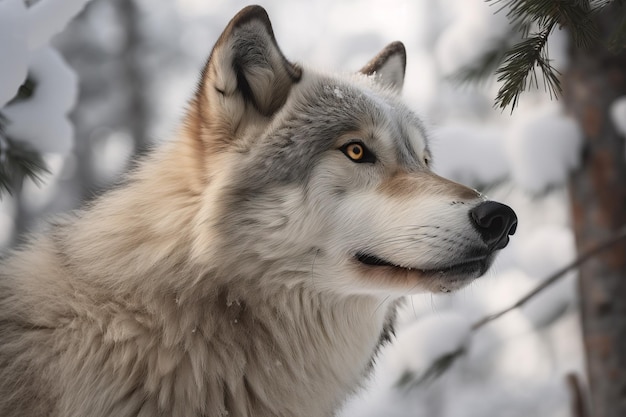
0;5;517;417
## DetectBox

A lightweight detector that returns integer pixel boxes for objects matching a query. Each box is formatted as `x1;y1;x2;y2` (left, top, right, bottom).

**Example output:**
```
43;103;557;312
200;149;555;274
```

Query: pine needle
494;25;560;110
0;116;49;196
482;0;605;111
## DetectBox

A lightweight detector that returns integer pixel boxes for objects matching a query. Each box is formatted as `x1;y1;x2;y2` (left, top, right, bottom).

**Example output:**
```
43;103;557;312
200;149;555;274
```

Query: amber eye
346;143;364;160
340;141;376;163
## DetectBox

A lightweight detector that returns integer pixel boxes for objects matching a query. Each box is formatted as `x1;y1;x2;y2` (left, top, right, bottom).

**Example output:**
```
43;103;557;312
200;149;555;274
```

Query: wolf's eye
340;141;376;163
346;144;363;160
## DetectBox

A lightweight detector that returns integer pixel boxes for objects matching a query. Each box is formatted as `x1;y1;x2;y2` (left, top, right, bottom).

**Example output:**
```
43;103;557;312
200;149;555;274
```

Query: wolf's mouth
354;252;490;277
356;253;397;268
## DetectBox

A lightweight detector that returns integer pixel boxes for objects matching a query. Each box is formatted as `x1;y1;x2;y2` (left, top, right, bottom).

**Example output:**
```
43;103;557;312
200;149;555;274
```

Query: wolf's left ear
199;6;301;128
359;42;406;92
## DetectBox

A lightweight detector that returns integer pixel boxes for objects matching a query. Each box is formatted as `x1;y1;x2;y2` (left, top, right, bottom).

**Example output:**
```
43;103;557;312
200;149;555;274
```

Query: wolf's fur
0;6;515;417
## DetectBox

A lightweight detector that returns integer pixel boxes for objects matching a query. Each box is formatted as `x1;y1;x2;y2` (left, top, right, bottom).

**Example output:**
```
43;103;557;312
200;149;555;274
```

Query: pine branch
553;1;597;48
0;114;49;196
591;0;618;11
396;226;626;390
457;1;619;109
494;24;559;109
489;0;598;47
608;2;626;51
479;0;609;110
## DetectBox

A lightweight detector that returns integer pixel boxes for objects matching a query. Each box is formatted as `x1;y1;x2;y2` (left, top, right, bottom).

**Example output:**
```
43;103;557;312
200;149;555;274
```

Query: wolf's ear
359;42;406;92
198;6;301;130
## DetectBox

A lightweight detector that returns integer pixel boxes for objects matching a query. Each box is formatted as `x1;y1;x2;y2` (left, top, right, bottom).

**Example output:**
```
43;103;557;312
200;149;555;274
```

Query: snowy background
0;0;587;416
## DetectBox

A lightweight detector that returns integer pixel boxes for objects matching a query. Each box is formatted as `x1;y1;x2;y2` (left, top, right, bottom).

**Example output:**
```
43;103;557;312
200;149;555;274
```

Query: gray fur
0;6;509;417
229;76;426;188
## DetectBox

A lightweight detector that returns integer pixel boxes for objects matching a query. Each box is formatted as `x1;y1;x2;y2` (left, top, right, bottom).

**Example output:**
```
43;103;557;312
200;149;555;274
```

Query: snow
0;195;16;247
90;128;134;183
0;0;29;108
2;47;77;153
27;0;92;50
505;106;583;193
516;225;576;280
431;123;509;185
610;96;626;137
0;0;90;154
429;104;583;192
21;153;65;212
386;312;471;377
434;0;510;76
514;226;578;326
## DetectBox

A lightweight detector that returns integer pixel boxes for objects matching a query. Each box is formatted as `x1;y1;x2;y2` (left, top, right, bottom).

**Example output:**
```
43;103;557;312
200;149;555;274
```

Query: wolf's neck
161;284;396;417
62;138;205;291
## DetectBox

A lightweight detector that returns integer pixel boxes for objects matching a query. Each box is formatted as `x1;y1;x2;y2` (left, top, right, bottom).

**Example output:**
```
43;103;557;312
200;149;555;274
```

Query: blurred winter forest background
1;0;625;416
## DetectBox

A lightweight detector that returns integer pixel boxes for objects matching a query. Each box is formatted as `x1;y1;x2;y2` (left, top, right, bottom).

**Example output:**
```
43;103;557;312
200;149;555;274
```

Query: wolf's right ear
197;6;301;134
359;42;406;93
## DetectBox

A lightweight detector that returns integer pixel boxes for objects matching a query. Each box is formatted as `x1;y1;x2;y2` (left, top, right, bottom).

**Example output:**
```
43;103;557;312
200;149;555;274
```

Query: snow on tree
0;0;91;194
610;96;626;138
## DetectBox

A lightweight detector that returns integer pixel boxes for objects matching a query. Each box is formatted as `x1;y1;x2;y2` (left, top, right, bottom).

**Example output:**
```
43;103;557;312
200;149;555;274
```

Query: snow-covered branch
0;0;90;194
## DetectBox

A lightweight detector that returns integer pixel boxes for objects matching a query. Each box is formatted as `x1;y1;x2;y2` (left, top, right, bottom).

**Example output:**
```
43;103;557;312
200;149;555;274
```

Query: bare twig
566;372;589;417
471;225;626;331
398;226;626;390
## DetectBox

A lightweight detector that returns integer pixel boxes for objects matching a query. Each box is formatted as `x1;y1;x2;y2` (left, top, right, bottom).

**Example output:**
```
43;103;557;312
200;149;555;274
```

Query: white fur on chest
53;282;395;417
177;290;394;417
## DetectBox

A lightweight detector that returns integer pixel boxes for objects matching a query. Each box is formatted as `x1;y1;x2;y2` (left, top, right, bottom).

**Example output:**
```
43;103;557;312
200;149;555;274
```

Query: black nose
469;201;517;250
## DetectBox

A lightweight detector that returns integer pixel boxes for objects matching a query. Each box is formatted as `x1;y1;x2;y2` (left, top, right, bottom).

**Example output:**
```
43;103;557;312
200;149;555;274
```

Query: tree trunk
564;4;626;416
116;0;150;157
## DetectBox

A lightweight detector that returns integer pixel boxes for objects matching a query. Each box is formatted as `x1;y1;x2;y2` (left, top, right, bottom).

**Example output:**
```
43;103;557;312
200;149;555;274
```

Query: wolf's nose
470;201;517;250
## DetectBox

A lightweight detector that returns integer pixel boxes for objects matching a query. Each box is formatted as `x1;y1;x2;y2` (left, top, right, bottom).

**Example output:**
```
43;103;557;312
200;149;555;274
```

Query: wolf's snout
470;201;517;250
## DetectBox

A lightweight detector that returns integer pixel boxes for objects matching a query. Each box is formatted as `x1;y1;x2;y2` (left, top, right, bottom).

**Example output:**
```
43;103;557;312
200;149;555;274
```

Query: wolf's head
187;6;517;296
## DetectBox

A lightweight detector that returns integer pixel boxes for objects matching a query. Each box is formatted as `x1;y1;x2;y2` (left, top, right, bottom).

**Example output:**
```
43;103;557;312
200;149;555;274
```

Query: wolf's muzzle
470;201;518;251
